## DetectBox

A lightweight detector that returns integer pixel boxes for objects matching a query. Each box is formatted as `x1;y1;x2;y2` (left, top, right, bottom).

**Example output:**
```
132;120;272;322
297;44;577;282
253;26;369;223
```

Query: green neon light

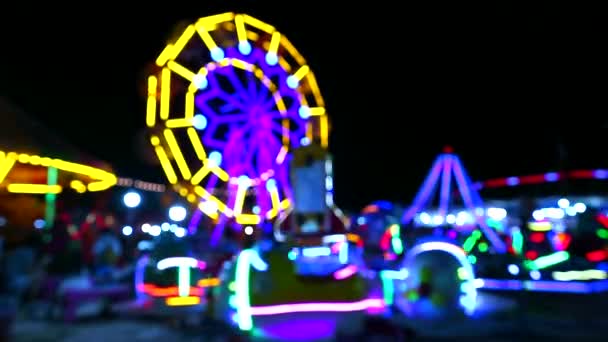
234;249;254;331
525;251;570;270
463;230;481;253
44;167;58;228
596;229;608;239
390;224;404;255
512;230;523;255
379;270;395;305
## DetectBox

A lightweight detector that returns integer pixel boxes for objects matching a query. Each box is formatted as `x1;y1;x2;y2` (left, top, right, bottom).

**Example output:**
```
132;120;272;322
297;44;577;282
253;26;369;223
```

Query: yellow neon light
293;65;310;81
146;76;157;127
166;118;192;128
198;201;219;220
185;91;194;119
305;72;325;106
195;23;219;51
148;13;330;223
309;107;326;116
198;12;235;27
197;277;220;287
163;130;191;180
187;128;207;160
242;14;275;33
233;181;250;217
153;145;178;184
167;61;195;82
191;165;211;185
160;68;171;120
0;150;116;194
155;44;174;66
235;15;247;43
268;32;281;55
165;296;200;306
8;184;62;194
0;157;16;183
236;214;261;225
70;180;87;193
528;221;552;232
279;35;306;65
194;186;232;216
320;115;329;148
171;25;196;60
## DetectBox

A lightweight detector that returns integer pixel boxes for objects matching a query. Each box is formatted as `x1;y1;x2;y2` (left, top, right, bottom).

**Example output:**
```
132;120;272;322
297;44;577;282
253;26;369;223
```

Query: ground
8;290;608;341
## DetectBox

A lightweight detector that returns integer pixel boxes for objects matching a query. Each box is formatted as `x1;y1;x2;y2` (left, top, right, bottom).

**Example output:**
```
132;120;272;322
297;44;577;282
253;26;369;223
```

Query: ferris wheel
146;13;329;231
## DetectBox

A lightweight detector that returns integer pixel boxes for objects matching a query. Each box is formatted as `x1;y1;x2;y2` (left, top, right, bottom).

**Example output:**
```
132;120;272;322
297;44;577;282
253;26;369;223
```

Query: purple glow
593;170;608;179
506;177;520;186
210;215;228;247
250;298;385;316
478;278;608;293
544;172;559;182
194;46;308;223
254;315;336;341
439;154;453;217
188;208;203;235
401;155;445;224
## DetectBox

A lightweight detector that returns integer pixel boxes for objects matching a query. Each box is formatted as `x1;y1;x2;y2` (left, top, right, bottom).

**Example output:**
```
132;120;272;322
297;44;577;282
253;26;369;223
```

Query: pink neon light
331;241;342;254
250;298;385;316
333;265;358;280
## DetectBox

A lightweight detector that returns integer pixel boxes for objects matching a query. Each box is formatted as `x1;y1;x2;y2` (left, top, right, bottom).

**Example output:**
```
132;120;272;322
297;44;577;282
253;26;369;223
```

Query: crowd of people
0;216;129;322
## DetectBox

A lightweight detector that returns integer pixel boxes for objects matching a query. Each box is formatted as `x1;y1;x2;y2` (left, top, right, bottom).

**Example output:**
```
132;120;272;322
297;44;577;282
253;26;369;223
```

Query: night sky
0;2;606;210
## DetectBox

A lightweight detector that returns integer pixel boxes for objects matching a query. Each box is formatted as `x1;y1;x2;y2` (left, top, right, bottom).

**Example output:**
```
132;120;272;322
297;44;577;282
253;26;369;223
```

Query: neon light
148;13;329;226
553;270;607;281
403;241;477;315
478;169;608;190
234;249;255;331
44;167;58;229
178;266;190;297
339;241;349;264
463;230;482;253
301;246;331;257
389;224;403;255
139;284;203;297
528;221;552;232
596;229;608;239
478;278;608;293
249;299;385;316
156;257;206;298
401;152;506;253
524;251;569;270
322;234;346;243
586;250;608;262
157;257;205;270
380;269;409;280
197;277;221;287
438;154;452;217
166;296;200;306
134;255;149;301
379;270;395;305
0;150;116;194
333;265;358;280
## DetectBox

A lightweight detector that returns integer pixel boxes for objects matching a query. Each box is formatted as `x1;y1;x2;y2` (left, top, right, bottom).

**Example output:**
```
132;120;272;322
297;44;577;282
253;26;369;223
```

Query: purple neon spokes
195;47;307;183
401;153;507;253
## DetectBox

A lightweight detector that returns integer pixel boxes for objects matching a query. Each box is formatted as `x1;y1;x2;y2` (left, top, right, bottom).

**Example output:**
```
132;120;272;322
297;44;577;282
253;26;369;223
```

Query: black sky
0;2;606;210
